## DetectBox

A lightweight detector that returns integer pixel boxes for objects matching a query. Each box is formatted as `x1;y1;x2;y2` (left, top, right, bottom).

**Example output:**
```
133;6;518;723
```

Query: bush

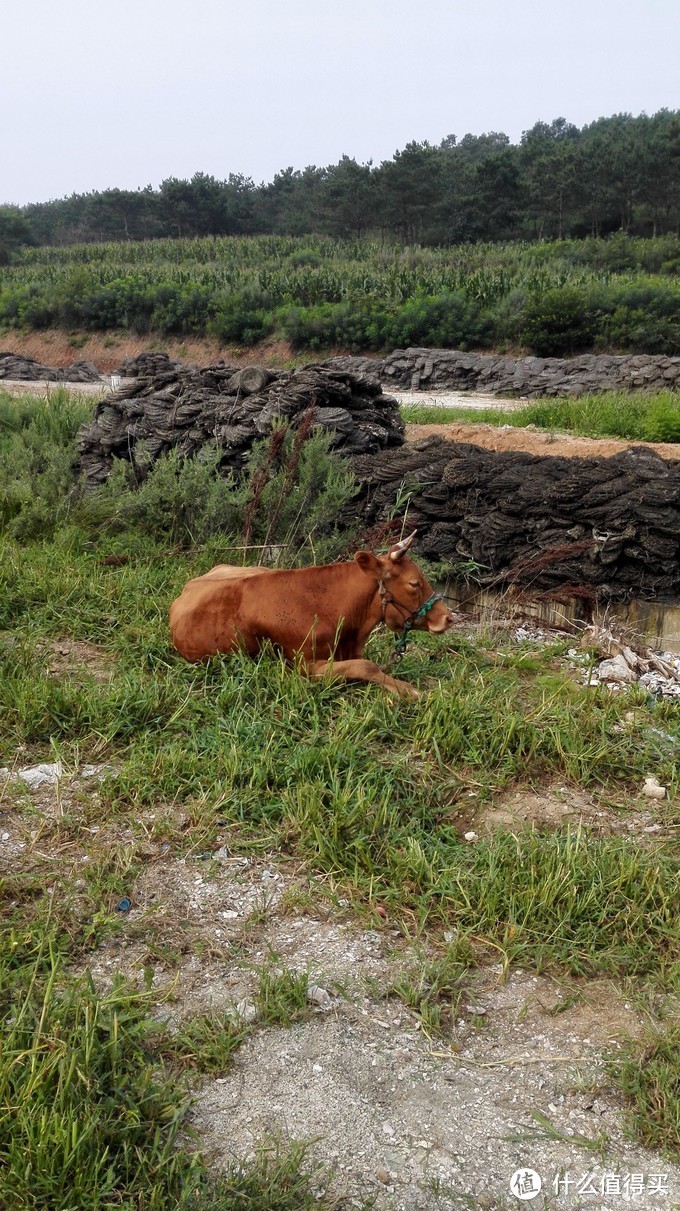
78;425;358;560
280;301;387;351
520;286;598;356
382;292;492;350
286;248;323;268
208;290;274;344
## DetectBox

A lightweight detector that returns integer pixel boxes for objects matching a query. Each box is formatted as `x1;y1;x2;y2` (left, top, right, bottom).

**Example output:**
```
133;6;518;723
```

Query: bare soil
35;636;116;683
0;332;339;374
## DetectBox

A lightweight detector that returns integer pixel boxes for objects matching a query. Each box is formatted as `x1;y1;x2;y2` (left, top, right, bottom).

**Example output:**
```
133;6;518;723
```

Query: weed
609;1027;680;1156
505;1108;610;1161
256;959;312;1026
390;937;475;1035
155;1011;250;1073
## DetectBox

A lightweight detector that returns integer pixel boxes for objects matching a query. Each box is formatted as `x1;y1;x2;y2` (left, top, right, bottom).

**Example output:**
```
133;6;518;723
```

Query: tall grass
0;389;93;538
402;389;680;442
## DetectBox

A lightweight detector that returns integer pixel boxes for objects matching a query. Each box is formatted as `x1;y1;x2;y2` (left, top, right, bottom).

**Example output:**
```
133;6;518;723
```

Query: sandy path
392;389;519;412
0;378;110;397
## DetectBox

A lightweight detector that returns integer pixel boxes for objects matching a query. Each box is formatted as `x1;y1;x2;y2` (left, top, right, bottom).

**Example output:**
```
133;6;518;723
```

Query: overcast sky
3;0;679;206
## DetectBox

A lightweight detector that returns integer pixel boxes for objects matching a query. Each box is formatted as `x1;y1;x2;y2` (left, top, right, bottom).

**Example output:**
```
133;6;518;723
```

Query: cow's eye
409;581;420;589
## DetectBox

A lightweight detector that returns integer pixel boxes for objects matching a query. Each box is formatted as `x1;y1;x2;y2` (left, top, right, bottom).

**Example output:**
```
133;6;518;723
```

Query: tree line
2;110;679;252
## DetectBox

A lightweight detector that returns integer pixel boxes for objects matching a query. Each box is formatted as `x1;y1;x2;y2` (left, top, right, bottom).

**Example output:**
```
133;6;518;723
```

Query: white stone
18;762;63;788
307;984;333;1010
597;655;637;684
642;777;666;800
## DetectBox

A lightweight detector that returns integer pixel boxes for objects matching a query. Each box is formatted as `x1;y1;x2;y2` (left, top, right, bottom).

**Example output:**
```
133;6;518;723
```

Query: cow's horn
389;530;417;561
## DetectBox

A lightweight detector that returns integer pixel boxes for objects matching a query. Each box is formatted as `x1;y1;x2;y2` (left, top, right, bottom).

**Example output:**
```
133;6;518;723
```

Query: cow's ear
355;551;382;575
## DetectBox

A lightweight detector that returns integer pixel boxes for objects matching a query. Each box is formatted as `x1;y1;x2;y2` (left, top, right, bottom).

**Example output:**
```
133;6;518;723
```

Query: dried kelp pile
0;353;101;382
113;352;187;377
76;361;404;489
327;349;680;396
349;437;680;599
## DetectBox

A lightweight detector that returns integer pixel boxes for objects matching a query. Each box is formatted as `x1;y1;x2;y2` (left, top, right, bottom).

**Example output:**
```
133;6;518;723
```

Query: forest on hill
2;110;680;251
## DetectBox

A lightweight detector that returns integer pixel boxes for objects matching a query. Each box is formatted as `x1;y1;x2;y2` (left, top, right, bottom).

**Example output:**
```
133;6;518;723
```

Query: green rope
390;594;443;665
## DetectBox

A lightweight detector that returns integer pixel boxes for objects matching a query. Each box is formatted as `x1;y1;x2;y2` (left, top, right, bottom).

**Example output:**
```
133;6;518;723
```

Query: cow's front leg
310;658;419;699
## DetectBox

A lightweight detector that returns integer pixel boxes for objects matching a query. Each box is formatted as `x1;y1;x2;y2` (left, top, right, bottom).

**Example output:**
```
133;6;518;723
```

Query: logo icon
510;1168;542;1201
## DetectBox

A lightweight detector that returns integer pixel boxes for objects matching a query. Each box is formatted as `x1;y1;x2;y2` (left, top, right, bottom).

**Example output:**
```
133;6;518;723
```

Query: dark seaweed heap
76;357;404;489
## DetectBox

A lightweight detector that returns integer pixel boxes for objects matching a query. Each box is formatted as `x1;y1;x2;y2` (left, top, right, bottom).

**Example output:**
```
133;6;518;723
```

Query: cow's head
354;531;456;635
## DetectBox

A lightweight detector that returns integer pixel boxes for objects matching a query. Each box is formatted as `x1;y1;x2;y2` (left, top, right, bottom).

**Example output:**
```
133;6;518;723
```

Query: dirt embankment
0;332;325;374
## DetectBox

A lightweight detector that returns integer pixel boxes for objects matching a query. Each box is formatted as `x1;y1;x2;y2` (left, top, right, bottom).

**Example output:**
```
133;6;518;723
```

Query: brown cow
169;532;456;697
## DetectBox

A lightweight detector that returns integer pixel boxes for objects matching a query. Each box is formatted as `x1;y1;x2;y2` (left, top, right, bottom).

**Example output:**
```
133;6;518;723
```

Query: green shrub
521;286;598;356
208;290;274;344
286;248;323;268
383;291;492;350
79;424;357;559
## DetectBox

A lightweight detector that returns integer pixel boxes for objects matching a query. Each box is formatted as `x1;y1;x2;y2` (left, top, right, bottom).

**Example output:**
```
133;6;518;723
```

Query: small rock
375;1168;391;1185
307;984;333;1010
597;655;637;684
18;762;63;788
464;830;477;842
642;776;666;800
233;1000;258;1025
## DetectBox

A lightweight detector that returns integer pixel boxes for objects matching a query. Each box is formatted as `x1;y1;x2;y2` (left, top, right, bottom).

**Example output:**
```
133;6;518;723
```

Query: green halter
390;594;443;664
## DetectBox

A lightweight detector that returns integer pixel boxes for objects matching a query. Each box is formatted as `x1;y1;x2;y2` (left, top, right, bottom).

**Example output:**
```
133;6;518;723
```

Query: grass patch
2;537;678;981
155;1011;250;1074
1;390;679;1198
401;388;680;442
0;937;199;1210
256;961;313;1026
609;1027;680;1157
389;938;474;1035
0;936;345;1210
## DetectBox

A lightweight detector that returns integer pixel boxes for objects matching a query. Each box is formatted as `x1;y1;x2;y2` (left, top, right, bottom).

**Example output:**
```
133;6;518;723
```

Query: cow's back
186;563;275;586
170;563;275;660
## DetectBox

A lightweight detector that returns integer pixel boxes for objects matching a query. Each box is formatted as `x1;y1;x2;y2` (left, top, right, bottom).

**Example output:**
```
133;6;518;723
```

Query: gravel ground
3;754;676;1211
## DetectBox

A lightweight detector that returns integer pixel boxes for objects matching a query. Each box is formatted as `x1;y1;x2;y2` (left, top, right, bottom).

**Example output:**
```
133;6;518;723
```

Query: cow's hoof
393;681;420;700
